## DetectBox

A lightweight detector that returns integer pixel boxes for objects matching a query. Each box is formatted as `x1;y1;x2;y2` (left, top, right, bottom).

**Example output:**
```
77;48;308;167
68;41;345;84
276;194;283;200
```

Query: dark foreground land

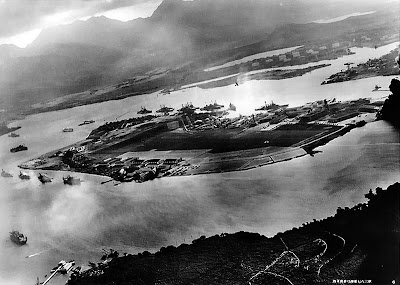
67;182;400;285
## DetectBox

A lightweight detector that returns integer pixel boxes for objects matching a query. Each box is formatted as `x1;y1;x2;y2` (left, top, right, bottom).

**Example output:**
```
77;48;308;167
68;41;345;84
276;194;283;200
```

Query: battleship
1;169;13;178
156;105;174;114
63;128;74;132
10;144;28;153
19;171;30;180
200;102;224;112
63;175;81;185
137;106;152;114
177;102;198;115
78;120;95;126
8;132;20;137
38;173;52;183
9;230;27;245
255;101;289;111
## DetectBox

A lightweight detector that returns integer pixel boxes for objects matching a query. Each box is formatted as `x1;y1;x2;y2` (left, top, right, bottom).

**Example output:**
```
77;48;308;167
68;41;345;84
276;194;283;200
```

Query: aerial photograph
0;0;399;284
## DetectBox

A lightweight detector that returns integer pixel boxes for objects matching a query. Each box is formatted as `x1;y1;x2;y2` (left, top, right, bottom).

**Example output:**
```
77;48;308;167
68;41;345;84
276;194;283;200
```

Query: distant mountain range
0;0;396;119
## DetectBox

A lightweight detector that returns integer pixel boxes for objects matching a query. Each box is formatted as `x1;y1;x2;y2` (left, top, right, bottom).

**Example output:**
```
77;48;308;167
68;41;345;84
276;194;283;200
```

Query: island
321;47;399;85
20;96;378;184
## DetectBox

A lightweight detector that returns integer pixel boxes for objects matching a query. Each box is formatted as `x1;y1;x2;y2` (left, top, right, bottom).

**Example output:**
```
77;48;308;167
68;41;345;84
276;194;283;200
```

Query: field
94;123;339;156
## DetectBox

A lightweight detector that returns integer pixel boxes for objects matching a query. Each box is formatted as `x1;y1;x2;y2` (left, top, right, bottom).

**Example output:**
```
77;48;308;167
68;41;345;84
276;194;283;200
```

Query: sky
0;0;163;47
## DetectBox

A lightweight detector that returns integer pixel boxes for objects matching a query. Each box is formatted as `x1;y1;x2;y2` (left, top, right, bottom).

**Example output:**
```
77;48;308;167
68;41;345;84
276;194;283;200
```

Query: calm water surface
0;42;399;284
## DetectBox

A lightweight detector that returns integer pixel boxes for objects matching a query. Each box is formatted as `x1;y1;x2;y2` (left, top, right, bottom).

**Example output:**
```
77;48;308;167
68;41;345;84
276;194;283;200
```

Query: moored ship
63;175;81;185
38;173;52;183
10;144;28;153
8;132;20;137
137;107;152;114
78;120;95;126
1;169;13;177
19;171;30;180
255;101;288;111
9;230;27;245
156;105;174;114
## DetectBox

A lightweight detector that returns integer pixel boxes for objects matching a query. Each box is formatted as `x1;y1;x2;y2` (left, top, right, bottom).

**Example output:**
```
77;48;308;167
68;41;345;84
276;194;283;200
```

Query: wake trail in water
25;249;49;259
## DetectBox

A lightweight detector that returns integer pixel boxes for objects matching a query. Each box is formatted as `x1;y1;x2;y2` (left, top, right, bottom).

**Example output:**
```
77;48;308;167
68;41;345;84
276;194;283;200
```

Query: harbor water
0;42;399;284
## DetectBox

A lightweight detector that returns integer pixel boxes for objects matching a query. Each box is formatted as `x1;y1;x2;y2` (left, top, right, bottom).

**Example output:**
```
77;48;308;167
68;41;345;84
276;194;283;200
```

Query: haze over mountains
0;0;396;119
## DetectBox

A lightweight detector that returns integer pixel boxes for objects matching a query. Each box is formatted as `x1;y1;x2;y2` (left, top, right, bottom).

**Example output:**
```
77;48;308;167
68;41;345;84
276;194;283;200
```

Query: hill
67;182;400;285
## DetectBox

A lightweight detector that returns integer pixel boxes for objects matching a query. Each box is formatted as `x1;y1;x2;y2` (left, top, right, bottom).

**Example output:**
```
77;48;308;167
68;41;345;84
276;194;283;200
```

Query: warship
10;144;28;153
8;132;20;137
1;169;13;177
63;175;81;185
200;101;224;111
78;120;95;126
156;105;174;114
38;173;52;183
137;107;152;114
19;171;30;180
9;230;27;245
255;101;288;111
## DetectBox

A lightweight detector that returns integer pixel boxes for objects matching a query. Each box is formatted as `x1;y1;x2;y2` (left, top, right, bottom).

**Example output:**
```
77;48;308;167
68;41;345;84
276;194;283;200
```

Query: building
332;42;340;48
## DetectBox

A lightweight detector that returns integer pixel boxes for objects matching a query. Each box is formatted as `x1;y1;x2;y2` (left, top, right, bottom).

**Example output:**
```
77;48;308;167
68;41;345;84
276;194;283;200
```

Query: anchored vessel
156;105;174;114
137;107;152;114
9;230;27;245
38;173;52;183
1;169;13;177
8;132;20;137
63;175;81;185
200;102;224;111
10;144;28;153
255;101;288;111
78;120;95;126
19;171;30;180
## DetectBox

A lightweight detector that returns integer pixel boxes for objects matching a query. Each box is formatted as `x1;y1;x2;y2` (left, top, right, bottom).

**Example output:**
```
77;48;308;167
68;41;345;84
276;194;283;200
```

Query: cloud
0;0;157;38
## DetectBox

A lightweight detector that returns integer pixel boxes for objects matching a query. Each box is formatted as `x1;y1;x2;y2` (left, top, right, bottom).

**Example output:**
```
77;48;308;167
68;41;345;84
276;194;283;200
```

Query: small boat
78;120;95;126
10;144;28;153
63;175;81;185
1;169;13;178
8;132;20;137
63;128;74;132
228;103;236;111
9;230;27;245
38;173;52;183
19;171;30;180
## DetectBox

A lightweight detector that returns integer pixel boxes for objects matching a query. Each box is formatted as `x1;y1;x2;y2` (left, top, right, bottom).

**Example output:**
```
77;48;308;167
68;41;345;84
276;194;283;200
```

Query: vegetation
68;182;400;285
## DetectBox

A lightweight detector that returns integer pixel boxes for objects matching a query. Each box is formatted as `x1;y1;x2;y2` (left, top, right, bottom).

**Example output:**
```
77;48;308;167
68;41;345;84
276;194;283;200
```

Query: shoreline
19;123;361;182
